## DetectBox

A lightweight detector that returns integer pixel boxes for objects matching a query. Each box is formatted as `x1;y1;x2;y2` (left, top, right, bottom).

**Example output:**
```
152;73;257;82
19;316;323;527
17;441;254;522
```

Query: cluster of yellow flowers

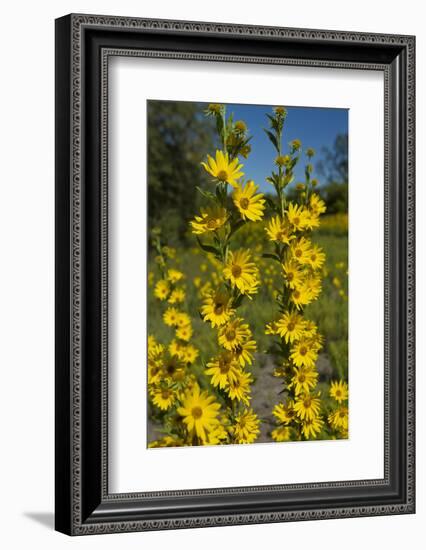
147;103;349;447
328;380;349;436
149;105;267;445
148;236;205;446
262;107;348;441
193;104;269;444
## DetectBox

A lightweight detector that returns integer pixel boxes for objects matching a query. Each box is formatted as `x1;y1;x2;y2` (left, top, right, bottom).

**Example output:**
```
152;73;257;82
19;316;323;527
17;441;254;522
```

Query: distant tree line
147;100;216;245
316;133;348;214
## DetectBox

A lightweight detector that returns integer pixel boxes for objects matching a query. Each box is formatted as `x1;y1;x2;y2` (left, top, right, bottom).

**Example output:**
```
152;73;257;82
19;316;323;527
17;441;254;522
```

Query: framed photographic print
55;14;415;535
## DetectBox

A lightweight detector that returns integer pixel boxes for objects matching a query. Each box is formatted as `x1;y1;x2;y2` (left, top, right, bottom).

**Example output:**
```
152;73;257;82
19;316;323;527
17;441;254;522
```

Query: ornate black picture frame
55;13;415;535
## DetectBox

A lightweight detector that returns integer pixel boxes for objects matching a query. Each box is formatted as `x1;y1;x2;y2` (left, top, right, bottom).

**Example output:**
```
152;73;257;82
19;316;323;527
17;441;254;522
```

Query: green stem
222;106;227;150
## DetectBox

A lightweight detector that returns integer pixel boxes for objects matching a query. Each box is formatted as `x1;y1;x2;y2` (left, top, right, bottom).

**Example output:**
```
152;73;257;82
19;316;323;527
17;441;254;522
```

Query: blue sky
224;103;348;193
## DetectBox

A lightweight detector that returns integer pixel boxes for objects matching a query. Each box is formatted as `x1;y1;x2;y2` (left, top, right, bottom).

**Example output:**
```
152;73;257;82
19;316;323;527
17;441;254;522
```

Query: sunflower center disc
191;406;203;419
232;265;242;277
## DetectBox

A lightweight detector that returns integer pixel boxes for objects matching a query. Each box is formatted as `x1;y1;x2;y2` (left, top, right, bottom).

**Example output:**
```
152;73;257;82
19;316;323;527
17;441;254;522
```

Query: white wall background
0;0;423;548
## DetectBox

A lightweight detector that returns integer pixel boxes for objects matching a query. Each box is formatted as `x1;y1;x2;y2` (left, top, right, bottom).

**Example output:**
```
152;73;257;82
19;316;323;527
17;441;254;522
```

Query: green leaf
216;115;224;141
195;186;216;201
228;219;246;239
262;252;281;262
232;293;245;308
290;157;299;169
196;236;220;256
264;129;279;152
274;241;283;257
215;183;225;204
265;196;279;212
266;113;278;129
227;112;234;130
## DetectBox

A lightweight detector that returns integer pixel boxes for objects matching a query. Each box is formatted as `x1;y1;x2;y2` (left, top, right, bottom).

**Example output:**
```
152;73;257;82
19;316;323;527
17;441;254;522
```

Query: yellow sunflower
190;205;228;235
148;335;164;361
169;339;187;358
294;393;321;421
231;409;260;444
282;259;304;290
150;386;176;411
218;317;251;351
232;180;265;221
154;279;170;301
226;370;252;405
309;193;327;216
177;384;221;443
291;286;313;309
201;150;244;187
175;312;191;328
271;425;292;442
175;324;193;342
168;288;185;304
166;268;184;283
205;424;229;446
180;344;199;364
290;339;318;368
328;406;349;432
273;400;296;424
304;210;320;230
265;216;295;245
306;244;326;270
265;320;279;335
289;365;318;395
329;380;349;403
301;273;322;301
233;339;257;367
289;237;312;265
275;311;306;343
148;362;162;385
205;352;241;389
223;249;259;295
163;307;180;327
303;319;318;337
286;202;310;231
200;289;235;327
301;416;324;439
161;353;186;382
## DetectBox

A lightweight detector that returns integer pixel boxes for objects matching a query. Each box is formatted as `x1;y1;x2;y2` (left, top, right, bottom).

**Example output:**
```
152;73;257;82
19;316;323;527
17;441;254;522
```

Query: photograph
51;8;415;539
146;100;349;447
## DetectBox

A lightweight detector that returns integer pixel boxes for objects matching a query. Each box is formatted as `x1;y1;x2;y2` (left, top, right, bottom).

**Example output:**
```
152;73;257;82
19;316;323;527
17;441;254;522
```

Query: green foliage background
147;100;216;244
